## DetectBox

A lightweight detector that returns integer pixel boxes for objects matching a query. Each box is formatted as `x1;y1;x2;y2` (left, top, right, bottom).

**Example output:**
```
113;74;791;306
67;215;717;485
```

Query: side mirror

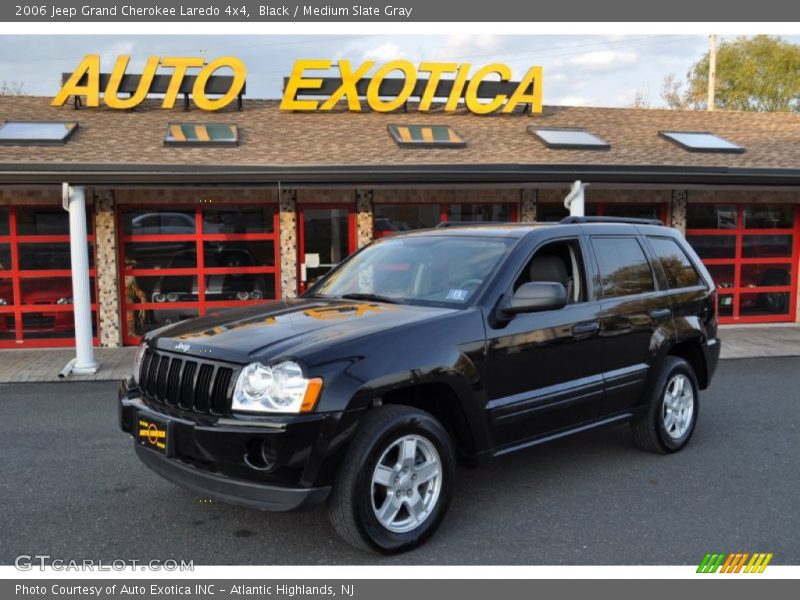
502;282;567;315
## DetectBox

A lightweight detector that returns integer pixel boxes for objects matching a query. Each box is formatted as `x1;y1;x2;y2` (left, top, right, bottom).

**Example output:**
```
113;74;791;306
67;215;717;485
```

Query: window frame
658;130;745;154
164;122;240;147
527;126;610;150
387;124;467;149
508;235;593;307
589;235;658;300
0;121;78;145
644;235;706;292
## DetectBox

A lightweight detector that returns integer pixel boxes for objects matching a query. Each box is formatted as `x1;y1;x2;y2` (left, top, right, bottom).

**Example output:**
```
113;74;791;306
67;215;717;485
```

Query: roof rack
434;221;520;228
560;216;664;226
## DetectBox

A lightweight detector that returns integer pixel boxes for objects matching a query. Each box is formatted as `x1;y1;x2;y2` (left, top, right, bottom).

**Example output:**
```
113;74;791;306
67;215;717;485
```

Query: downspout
564;180;588;217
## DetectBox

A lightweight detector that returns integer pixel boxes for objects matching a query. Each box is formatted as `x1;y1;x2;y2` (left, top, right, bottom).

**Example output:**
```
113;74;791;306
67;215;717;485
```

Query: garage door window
687;204;798;322
0;206;97;347
120;206;280;345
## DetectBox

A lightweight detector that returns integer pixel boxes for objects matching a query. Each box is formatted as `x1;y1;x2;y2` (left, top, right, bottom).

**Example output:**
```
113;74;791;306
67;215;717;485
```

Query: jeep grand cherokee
118;217;720;553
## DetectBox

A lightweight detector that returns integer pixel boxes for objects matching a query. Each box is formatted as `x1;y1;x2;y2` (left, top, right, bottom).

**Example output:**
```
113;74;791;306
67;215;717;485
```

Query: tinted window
592;237;655;298
648;237;702;289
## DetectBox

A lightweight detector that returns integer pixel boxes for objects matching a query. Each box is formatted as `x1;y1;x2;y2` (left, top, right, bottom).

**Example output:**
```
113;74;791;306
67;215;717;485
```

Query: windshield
308;235;516;307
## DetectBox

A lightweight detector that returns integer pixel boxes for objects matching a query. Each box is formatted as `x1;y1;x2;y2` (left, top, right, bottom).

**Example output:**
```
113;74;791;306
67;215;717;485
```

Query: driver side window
515;239;588;304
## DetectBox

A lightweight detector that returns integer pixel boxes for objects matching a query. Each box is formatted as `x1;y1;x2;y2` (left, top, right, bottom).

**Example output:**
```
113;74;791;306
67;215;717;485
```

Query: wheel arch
668;338;709;389
374;381;486;463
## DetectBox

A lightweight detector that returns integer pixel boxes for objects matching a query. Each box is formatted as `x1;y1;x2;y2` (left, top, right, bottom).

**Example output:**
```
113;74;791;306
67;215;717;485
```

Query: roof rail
434;221;519;228
560;216;664;226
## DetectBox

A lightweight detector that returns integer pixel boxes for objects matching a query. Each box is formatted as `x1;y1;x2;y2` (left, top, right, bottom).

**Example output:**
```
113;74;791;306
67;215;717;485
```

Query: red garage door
686;204;799;323
119;205;280;345
0;206;98;348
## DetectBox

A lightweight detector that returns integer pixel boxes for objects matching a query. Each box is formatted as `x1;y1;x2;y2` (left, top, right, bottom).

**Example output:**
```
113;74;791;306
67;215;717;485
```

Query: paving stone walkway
0;325;797;383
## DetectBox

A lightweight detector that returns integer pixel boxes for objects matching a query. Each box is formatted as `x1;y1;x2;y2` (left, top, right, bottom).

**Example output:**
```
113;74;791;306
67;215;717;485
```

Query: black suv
119;218;720;553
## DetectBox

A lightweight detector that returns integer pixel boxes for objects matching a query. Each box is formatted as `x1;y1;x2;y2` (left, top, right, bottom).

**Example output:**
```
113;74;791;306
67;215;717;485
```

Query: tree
628;88;651;109
669;35;800;112
0;81;25;96
661;73;692;110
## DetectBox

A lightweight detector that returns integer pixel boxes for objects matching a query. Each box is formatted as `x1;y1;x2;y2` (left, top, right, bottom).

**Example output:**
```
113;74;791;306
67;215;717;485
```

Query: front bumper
134;443;329;511
118;382;348;511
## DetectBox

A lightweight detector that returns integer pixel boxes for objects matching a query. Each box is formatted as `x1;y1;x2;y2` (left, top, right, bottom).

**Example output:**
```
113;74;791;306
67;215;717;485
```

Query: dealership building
1;90;799;348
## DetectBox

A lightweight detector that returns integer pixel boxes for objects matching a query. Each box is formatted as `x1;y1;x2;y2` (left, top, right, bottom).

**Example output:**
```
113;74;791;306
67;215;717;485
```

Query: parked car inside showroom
119;218;720;553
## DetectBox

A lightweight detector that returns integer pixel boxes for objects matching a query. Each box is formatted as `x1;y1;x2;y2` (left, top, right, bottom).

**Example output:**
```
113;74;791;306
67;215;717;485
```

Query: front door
298;205;356;293
484;236;605;449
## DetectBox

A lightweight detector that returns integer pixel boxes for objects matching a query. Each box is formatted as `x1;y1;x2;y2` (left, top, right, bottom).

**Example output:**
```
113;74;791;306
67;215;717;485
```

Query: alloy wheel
662;373;694;440
370;434;442;534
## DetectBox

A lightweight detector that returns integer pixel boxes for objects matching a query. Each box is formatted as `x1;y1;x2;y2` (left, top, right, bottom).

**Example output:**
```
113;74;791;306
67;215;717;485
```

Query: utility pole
708;34;717;112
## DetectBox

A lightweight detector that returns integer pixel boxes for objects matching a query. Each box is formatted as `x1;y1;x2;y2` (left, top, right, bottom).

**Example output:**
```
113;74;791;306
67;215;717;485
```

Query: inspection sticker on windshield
446;289;469;301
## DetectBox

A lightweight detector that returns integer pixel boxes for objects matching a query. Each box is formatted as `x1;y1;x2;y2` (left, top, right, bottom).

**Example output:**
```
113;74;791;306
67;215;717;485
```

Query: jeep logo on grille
174;342;191;353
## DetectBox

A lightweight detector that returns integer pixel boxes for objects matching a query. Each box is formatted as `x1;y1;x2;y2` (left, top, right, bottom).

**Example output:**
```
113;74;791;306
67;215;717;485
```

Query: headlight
56;297;73;305
166;292;179;302
132;343;147;384
0;298;7;306
250;290;263;300
153;292;166;303
232;361;322;414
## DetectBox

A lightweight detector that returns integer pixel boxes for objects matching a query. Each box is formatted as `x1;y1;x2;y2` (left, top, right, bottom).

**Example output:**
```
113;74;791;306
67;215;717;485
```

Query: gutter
2;163;800;187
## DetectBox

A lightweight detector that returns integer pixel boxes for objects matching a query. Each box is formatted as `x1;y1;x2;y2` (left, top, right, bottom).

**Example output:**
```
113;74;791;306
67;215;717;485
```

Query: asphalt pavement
1;357;797;565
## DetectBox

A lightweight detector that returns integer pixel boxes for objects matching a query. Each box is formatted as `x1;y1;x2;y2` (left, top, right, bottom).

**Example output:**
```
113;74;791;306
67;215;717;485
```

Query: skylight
528;127;610;150
659;131;744;153
388;125;466;148
0;121;78;145
165;123;239;146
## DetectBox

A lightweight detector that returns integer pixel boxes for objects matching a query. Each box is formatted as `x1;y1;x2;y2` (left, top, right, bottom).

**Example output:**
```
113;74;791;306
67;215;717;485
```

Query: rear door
589;233;674;416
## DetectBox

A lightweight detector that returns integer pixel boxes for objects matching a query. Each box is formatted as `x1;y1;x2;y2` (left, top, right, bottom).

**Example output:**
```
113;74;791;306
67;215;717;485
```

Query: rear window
648;236;703;289
592;237;655;298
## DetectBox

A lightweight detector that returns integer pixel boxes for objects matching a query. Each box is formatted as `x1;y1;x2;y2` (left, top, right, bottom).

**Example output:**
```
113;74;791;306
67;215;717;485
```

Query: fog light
243;438;278;472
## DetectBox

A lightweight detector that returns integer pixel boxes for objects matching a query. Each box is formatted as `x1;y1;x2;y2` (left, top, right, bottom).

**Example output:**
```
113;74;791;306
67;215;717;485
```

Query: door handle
649;308;672;319
572;320;600;335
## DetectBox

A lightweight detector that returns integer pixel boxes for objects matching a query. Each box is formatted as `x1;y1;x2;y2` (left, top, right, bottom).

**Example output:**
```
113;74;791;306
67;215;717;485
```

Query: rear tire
631;356;699;454
327;405;456;553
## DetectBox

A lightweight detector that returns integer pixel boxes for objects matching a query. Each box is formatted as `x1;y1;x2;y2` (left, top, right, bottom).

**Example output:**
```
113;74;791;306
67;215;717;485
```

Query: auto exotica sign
52;56;542;114
52;55;246;111
281;60;543;114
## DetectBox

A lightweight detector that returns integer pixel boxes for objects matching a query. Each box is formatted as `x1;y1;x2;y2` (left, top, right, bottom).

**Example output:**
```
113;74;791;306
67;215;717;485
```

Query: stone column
94;189;122;348
356;189;374;248
520;189;537;222
279;187;298;298
671;190;688;235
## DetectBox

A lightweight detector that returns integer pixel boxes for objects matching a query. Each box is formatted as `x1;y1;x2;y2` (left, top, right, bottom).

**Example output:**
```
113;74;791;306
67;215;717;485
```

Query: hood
150;297;456;364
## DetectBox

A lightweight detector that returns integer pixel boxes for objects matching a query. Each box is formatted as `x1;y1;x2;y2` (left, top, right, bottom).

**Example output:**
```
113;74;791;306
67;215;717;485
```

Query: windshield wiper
339;293;402;304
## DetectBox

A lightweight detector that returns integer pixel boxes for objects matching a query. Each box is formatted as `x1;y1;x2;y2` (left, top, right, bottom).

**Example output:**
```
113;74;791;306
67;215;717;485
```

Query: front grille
138;348;236;415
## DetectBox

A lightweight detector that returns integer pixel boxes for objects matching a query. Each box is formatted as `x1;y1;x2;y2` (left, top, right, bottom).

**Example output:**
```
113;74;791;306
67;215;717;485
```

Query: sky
1;34;798;108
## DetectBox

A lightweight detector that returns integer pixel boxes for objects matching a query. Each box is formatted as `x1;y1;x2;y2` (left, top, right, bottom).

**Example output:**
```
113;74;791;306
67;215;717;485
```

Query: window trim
644;235;707;292
164;122;240;147
509;235;592;306
387;124;467;148
527;126;610;150
589;235;658;300
0;121;78;145
658;130;745;154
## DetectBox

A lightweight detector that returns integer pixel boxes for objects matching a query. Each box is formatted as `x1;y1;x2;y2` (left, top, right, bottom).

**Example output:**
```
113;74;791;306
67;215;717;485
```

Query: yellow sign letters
280;59;543;114
52;55;246;111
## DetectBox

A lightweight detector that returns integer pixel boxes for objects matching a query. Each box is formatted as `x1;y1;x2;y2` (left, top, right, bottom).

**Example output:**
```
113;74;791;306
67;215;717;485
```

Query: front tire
631;356;699;454
327;405;456;553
